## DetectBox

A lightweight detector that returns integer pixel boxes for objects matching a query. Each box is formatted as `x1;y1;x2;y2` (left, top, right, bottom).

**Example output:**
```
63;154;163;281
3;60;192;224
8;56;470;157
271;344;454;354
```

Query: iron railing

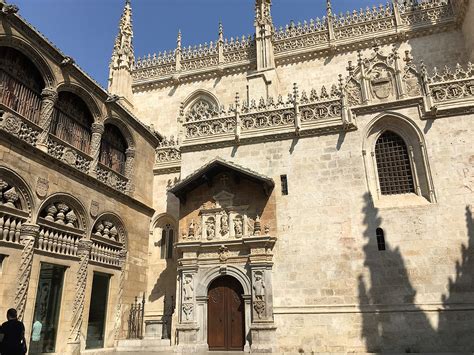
127;294;145;339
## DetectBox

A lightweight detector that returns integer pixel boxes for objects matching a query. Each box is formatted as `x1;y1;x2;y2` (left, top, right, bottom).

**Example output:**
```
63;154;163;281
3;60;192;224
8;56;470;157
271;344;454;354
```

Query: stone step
116;338;173;352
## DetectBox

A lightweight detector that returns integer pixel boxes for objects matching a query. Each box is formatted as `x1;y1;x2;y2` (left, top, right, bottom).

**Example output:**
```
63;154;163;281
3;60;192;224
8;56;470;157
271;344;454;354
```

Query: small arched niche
50;91;94;153
152;214;177;261
0;46;45;124
90;213;127;268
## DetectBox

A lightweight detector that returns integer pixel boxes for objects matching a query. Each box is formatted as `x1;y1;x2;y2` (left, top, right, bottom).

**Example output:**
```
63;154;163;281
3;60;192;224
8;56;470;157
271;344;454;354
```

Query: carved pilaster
123;148;135;194
69;239;92;344
14;223;39;320
36;88;58;152
88;123;105;175
114;250;127;341
293;83;301;135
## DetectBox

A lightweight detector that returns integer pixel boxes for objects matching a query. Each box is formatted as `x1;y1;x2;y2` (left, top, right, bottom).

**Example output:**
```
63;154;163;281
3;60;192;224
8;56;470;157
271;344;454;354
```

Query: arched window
376;228;385;251
0;46;44;124
99;124;127;175
50;92;93;153
159;223;174;260
375;131;415;195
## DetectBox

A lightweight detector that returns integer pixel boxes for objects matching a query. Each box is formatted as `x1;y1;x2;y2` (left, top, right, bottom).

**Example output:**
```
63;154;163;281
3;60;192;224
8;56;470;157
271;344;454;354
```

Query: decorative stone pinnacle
110;0;134;71
326;0;332;16
218;22;224;42
177;30;182;49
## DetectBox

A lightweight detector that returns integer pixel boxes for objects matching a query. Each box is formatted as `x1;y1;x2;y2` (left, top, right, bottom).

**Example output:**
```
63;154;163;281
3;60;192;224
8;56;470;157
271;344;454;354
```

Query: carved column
36;88;58;152
68;239;92;346
14;223;39;320
293;83;301;135
176;267;199;351
88;122;105;175
124;148;135;194
234;93;241;143
114;250;127;341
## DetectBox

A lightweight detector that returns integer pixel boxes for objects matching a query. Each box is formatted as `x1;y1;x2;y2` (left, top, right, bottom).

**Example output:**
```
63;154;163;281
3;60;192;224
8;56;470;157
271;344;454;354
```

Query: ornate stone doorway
208;276;245;351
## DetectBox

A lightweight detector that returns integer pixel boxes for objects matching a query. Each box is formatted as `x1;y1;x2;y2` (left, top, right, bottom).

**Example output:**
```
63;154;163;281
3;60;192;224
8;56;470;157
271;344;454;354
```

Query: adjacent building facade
1;0;474;353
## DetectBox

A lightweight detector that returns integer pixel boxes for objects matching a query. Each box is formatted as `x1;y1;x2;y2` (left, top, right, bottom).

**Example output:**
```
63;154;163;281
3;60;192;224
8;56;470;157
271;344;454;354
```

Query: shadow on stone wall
359;192;474;352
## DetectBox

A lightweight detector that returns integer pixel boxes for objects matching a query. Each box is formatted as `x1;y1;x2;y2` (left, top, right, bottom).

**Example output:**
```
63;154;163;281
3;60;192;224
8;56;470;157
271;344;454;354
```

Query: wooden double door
207;276;245;351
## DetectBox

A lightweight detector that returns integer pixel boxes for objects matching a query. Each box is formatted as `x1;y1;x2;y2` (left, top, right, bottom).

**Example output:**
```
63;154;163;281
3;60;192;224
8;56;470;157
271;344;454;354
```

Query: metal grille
375;131;415;195
99;124;127;175
127;295;145;339
51;92;93;153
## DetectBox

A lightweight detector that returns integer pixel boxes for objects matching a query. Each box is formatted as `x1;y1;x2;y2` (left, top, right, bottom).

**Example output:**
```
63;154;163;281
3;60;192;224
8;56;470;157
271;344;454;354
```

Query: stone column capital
77;239;93;253
19;223;40;240
41;88;58;102
125;147;135;157
91;122;105;135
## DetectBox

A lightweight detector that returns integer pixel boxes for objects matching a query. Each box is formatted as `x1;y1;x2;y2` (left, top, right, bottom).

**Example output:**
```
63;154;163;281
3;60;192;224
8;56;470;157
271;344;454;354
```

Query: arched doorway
207;276;245;351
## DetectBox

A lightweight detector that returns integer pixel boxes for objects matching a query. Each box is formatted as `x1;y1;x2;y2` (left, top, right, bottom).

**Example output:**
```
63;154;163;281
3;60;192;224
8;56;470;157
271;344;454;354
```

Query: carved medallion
62;148;77;165
3;113;21;135
218;245;229;262
90;200;99;218
35;177;49;198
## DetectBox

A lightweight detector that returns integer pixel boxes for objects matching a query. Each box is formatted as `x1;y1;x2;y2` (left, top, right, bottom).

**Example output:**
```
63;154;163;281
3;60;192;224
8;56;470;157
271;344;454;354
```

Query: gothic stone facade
2;0;474;353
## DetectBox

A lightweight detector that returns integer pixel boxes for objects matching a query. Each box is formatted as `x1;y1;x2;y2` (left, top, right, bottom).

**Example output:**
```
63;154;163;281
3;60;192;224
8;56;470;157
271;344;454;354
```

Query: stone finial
110;0;134;71
255;0;272;26
326;0;332;17
177;30;182;50
218;21;224;42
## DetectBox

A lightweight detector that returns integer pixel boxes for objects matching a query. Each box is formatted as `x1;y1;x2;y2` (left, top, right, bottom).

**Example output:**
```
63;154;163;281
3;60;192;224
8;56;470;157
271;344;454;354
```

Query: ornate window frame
362;112;436;207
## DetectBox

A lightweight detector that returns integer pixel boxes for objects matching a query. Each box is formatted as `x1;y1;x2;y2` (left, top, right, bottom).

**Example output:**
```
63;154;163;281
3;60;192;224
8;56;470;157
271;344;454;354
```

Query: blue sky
12;0;382;88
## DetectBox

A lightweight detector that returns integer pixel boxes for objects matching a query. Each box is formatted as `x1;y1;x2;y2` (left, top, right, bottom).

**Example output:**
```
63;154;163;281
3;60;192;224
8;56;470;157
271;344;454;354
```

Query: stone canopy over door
169;158;278;352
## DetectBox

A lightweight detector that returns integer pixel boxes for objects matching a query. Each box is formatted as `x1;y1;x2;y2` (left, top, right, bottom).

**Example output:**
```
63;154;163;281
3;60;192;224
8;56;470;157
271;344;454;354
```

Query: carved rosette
37;89;58;146
69;239;92;343
14;224;40;319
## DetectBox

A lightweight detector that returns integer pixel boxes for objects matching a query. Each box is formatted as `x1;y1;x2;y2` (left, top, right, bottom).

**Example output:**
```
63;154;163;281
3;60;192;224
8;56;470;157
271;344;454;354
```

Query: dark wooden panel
208;276;245;351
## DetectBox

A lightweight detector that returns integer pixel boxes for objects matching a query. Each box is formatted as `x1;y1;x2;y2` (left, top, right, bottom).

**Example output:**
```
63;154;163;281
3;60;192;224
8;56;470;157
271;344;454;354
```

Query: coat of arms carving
370;65;394;100
35;177;49;198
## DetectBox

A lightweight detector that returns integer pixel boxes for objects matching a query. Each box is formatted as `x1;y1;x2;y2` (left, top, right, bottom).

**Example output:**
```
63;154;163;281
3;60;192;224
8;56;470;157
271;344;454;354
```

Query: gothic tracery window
375;130;415;196
50;91;93;153
99;124;127;175
0;46;44;124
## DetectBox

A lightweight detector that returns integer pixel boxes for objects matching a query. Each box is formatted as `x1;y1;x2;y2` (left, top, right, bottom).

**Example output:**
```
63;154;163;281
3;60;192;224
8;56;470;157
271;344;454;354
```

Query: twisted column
114;250;127;341
14;223;39;320
68;239;92;344
36;88;58;152
88;123;105;175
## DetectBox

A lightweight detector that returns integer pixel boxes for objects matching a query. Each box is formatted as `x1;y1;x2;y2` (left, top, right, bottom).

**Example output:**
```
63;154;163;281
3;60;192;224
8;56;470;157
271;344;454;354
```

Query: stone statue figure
183;275;194;301
234;217;243;237
253;271;265;301
220;212;229;236
206;220;215;240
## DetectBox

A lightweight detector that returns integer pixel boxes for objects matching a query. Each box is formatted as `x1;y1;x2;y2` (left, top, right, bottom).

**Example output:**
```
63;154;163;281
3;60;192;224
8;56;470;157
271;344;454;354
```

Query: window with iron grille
376;228;385;251
50;91;93;153
375;131;415;195
0;47;44;124
99;124;127;175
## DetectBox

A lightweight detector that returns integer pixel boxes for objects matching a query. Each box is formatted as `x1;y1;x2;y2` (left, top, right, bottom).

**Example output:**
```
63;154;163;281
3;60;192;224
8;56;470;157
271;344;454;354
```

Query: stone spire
254;0;275;71
108;0;134;109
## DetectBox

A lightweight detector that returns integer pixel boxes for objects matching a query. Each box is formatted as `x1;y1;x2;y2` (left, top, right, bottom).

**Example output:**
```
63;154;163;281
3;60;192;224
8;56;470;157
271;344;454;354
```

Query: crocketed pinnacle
110;0;134;72
254;0;273;27
326;0;333;17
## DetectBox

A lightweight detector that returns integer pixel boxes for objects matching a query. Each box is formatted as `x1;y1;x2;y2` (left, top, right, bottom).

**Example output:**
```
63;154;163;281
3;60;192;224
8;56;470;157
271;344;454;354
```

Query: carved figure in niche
206;217;215;240
370;65;393;100
234;216;243;238
404;69;421;97
220;211;229;236
183;274;194;301
253;271;265;301
188;219;195;239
